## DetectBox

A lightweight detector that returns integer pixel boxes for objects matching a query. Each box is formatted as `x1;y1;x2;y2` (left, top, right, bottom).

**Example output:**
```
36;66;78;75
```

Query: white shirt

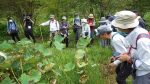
110;32;129;65
81;23;91;38
111;32;128;54
40;20;59;32
126;27;150;76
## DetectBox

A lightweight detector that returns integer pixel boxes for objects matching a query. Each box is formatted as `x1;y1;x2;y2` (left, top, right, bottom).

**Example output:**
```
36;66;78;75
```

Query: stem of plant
11;68;20;84
40;26;44;42
20;59;23;74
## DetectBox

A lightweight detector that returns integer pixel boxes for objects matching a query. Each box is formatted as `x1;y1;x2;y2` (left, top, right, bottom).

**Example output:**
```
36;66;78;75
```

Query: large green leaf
0;77;14;84
76;37;91;49
75;49;86;59
16;38;32;47
34;44;52;57
41;49;52;57
54;35;64;42
63;62;75;72
34;43;45;52
0;41;13;51
19;73;31;84
53;69;62;76
53;41;65;50
30;69;42;83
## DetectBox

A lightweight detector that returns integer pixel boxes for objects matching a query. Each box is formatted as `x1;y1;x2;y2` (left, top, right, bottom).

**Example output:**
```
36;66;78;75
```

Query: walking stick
40;26;44;42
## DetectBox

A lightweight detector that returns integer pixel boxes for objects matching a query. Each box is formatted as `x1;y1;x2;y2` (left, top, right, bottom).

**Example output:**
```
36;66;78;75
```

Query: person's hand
118;53;131;62
110;56;115;63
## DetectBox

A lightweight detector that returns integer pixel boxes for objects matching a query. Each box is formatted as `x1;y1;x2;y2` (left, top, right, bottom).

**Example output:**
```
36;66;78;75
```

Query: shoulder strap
112;33;118;40
49;20;58;28
128;33;150;55
134;33;150;49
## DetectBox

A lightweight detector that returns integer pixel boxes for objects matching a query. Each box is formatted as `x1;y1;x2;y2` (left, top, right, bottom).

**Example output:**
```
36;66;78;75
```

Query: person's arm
66;22;69;29
23;20;26;27
93;20;96;26
135;38;150;70
7;22;10;33
40;20;50;26
56;21;60;31
111;38;127;65
112;38;127;54
30;19;34;24
87;25;91;38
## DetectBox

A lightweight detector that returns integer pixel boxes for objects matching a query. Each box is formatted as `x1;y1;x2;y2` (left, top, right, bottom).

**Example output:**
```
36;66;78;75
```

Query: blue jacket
7;21;17;32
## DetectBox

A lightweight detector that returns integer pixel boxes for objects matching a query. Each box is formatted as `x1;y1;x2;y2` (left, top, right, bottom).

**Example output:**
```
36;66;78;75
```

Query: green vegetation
0;38;117;84
1;0;150;84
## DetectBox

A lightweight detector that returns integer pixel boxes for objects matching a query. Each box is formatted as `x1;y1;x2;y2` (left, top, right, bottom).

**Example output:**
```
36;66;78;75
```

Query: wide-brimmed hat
95;25;112;36
99;17;107;23
81;18;87;23
88;14;94;18
111;10;139;29
50;14;55;19
62;16;67;20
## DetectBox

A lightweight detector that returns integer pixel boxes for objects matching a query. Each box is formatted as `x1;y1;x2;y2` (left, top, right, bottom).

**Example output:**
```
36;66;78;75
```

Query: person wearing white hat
60;16;69;47
112;10;150;84
87;14;95;43
40;14;60;46
95;24;130;84
81;18;91;38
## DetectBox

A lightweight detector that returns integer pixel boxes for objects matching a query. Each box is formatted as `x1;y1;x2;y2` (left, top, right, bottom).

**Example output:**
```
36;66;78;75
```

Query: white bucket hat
88;14;94;18
111;10;139;29
62;16;67;20
50;14;55;19
99;17;107;23
81;18;87;23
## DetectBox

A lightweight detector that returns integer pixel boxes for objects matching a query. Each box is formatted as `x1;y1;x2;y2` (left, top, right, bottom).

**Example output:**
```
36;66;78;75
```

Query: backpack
49;20;58;30
7;21;17;33
74;18;81;27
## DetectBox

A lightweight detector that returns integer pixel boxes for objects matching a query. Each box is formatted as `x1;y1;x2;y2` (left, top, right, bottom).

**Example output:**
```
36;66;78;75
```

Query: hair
101;31;112;35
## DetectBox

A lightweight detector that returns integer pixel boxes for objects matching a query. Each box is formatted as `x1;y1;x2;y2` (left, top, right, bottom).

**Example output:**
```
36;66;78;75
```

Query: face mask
9;20;13;22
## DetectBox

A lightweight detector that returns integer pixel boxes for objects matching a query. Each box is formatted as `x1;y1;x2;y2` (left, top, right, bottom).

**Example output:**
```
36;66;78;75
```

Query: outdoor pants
74;28;81;43
133;72;150;84
10;31;20;42
24;30;36;43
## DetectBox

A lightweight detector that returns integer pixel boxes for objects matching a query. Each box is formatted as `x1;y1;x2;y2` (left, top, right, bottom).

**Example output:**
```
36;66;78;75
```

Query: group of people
40;13;96;47
7;15;36;43
96;10;150;84
6;10;150;84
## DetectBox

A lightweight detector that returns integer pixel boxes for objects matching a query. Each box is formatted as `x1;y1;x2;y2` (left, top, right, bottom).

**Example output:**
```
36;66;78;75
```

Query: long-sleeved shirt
126;27;150;76
81;23;91;38
110;32;129;65
111;32;128;55
40;20;59;32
